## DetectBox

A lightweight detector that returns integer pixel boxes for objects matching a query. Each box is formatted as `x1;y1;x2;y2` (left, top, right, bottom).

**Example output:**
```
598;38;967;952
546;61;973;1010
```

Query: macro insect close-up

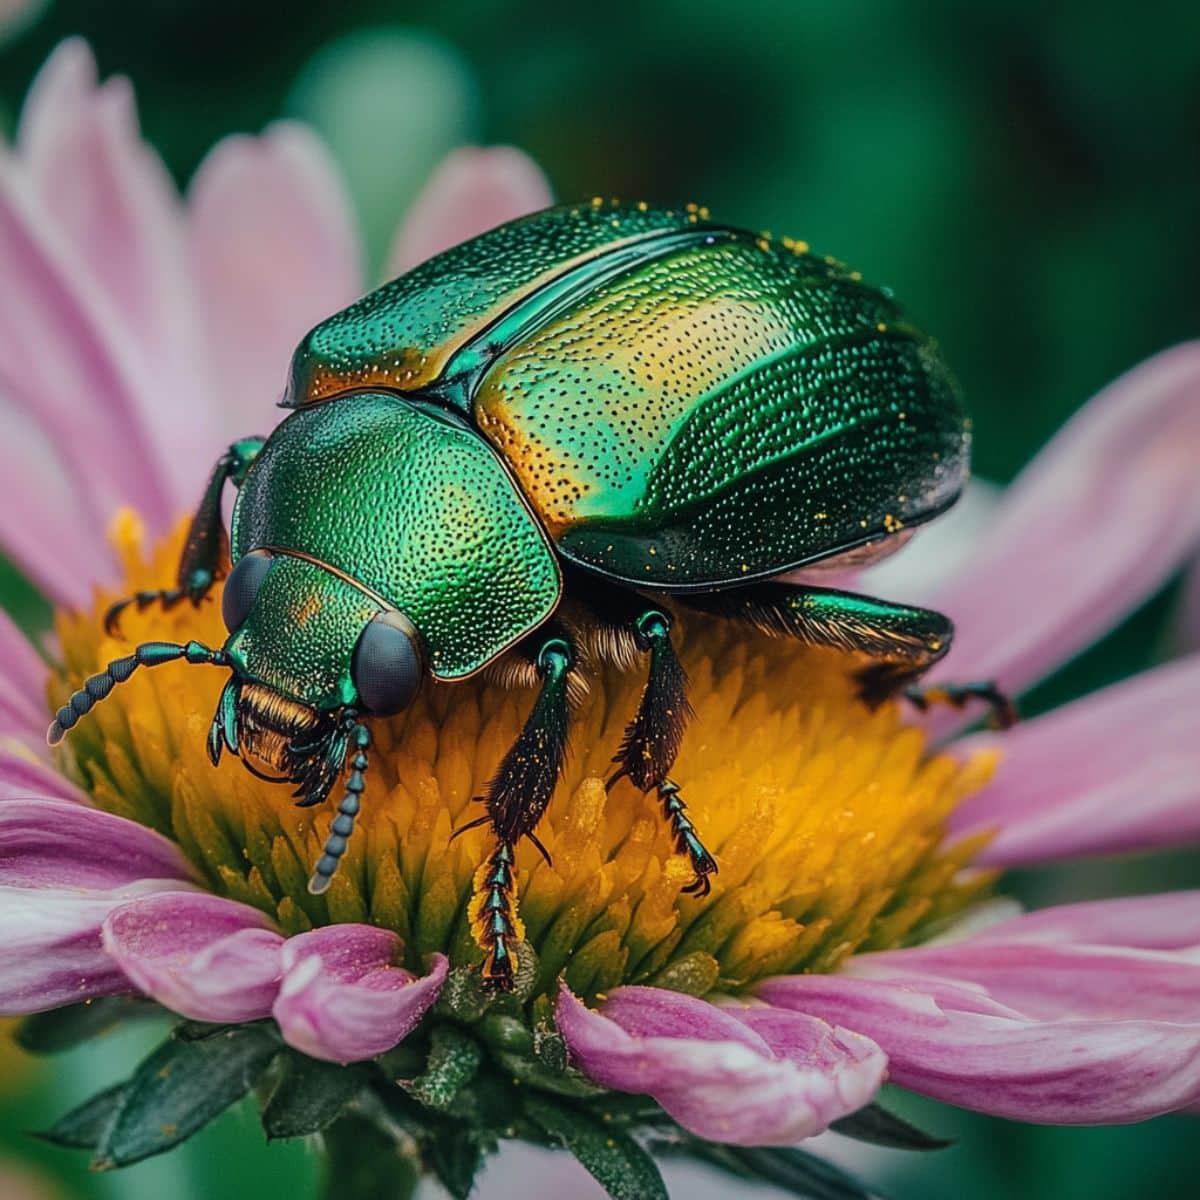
51;200;1016;992
1;8;1199;1200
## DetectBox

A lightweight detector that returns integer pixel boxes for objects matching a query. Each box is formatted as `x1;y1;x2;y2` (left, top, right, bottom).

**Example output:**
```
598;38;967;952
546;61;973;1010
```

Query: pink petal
556;985;884;1145
1182;559;1200;651
926;343;1200;708
760;925;1200;1124
187;123;361;438
102;891;282;1024
949;655;1200;865
16;39;210;479
0;751;90;802
1;797;192;889
273;925;446;1063
386;146;552;275
0;608;49;741
0;878;184;1015
965;891;1200;952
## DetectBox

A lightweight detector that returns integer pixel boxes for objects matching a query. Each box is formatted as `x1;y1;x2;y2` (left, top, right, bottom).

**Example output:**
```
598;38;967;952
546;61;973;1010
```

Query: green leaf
434;965;495;1023
322;1113;420;1200
404;1026;483;1112
524;1093;668;1200
35;1083;128;1150
831;1102;952;1151
93;1023;280;1169
16;998;155;1054
675;1142;885;1200
426;1124;484;1200
262;1053;372;1140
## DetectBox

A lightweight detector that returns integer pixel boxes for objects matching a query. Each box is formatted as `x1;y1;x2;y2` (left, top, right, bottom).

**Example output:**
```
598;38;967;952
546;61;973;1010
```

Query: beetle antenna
308;719;370;895
48;641;230;745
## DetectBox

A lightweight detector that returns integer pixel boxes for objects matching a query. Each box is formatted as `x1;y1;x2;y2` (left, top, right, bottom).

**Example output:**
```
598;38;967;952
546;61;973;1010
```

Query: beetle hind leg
904;680;1018;730
608;609;717;898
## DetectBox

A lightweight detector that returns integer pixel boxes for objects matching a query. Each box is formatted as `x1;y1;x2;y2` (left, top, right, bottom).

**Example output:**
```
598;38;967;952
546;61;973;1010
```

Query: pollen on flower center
49;512;998;1006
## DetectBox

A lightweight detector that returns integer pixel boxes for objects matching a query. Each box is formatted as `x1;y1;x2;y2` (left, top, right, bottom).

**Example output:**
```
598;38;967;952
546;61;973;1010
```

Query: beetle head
214;550;426;805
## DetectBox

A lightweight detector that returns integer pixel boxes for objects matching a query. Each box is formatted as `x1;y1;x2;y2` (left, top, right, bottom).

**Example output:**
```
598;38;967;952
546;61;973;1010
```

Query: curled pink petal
387;146;552;274
926;343;1200;712
0;878;184;1015
760;925;1200;1124
556;985;884;1145
1;797;192;889
273;925;446;1063
187;122;361;438
0;751;91;802
102;891;282;1023
950;655;1200;865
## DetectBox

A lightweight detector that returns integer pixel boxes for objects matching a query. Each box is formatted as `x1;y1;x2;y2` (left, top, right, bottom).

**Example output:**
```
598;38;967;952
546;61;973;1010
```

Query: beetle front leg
105;437;265;635
462;634;575;991
608;609;717;898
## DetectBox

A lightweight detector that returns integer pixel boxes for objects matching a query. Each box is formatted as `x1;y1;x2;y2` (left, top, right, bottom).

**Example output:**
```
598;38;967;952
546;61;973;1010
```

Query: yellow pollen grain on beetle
49;515;999;1006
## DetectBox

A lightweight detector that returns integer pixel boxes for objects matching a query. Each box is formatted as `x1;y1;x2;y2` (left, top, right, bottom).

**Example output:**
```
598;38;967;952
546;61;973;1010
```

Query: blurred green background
1;1;1197;1197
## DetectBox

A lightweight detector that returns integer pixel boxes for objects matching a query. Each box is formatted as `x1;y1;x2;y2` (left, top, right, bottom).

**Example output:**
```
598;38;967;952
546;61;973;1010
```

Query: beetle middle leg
680;581;1014;727
457;631;575;991
104;436;264;635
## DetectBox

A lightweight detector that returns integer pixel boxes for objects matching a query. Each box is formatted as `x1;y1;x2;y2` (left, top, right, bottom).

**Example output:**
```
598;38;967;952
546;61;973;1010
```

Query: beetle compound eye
221;550;273;631
352;611;425;715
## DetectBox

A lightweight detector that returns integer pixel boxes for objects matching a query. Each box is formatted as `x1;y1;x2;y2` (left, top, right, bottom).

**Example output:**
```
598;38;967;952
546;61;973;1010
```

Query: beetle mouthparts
237;683;323;773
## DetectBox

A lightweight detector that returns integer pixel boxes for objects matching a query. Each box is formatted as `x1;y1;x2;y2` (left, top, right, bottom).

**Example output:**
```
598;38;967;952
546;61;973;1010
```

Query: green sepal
524;1093;668;1200
15;997;157;1055
426;1124;485;1200
666;1140;884;1200
433;965;496;1023
830;1101;952;1151
34;1083;128;1150
92;1023;281;1169
322;1112;420;1200
261;1052;374;1140
492;1049;606;1099
475;1013;534;1054
403;1026;483;1112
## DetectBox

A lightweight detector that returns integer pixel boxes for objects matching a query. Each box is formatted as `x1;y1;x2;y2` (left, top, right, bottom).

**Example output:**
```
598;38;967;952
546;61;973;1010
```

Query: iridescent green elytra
53;200;1011;992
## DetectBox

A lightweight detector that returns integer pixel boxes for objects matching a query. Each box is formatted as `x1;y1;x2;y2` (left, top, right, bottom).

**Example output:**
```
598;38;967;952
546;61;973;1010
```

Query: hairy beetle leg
904;681;1018;730
464;634;575;991
608;609;717;897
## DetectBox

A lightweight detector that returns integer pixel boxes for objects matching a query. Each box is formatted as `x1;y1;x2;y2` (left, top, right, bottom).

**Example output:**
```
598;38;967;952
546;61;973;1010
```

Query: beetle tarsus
472;840;522;992
904;681;1018;730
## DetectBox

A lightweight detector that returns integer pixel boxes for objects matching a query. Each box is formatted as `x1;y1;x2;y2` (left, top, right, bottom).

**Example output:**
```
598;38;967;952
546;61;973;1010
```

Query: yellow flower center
50;513;998;1006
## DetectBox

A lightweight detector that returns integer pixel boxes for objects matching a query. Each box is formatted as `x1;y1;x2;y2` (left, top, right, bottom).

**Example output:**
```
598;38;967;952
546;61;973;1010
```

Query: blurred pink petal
103;890;282;1023
0;751;90;801
1;797;192;889
760;921;1200;1123
557;985;884;1145
949;655;1200;865
187;123;361;436
0;158;173;529
16;38;210;475
273;925;447;1063
0;879;182;1014
0;608;49;740
926;343;1200;710
965;891;1200;951
387;145;552;274
1182;560;1200;650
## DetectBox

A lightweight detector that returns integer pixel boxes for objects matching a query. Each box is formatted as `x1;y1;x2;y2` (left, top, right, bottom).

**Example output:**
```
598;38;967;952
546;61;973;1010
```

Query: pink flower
0;39;547;1065
2;37;1200;1169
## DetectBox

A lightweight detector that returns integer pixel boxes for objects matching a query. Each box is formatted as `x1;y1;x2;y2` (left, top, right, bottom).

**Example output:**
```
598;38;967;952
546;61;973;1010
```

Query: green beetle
50;199;1012;990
